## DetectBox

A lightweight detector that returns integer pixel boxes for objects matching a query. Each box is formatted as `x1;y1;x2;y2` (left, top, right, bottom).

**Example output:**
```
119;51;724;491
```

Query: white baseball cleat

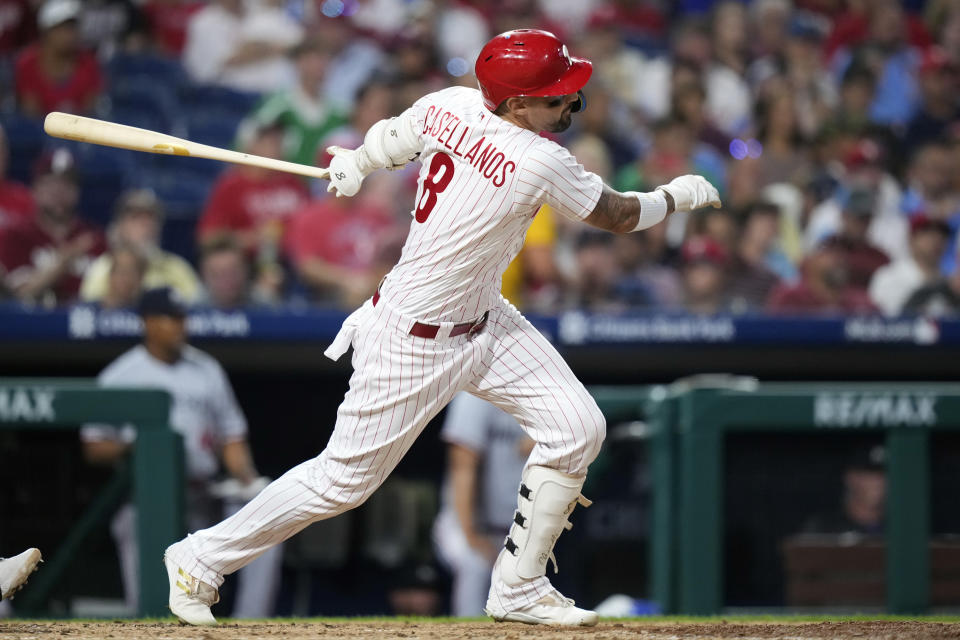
485;587;599;626
0;548;42;600
164;554;218;625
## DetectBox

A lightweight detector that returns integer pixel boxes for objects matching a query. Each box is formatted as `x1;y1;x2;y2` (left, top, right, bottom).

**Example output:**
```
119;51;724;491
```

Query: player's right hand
323;145;364;198
656;175;721;212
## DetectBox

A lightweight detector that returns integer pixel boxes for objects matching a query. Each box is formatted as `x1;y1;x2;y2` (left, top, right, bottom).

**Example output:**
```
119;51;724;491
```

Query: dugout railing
0;379;184;616
642;380;960;616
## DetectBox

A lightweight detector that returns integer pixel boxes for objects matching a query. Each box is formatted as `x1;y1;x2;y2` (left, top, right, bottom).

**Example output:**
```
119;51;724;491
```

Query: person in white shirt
432;393;533;616
81;287;281;617
869;215;951;316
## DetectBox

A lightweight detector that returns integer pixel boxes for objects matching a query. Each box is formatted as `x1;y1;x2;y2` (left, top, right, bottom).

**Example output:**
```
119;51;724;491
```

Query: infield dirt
2;620;960;640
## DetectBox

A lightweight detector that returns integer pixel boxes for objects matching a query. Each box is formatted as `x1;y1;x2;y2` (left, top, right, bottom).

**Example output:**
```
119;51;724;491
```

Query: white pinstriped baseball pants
165;293;606;611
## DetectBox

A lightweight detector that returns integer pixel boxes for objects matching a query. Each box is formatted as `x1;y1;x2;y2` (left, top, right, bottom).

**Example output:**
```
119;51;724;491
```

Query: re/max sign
814;393;937;428
0;388;56;422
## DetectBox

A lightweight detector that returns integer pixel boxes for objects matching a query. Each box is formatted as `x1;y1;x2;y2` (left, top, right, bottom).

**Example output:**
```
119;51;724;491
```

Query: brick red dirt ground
2;620;960;640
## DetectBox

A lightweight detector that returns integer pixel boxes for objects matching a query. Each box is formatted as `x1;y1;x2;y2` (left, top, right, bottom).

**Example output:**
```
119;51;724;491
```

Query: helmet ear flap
570;90;586;113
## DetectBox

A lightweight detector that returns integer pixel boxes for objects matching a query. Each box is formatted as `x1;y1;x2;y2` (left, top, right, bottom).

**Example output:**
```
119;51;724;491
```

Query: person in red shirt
142;0;203;56
766;238;877;316
0;148;106;306
0;124;35;234
830;188;890;289
14;0;104;117
285;176;402;309
197;121;309;258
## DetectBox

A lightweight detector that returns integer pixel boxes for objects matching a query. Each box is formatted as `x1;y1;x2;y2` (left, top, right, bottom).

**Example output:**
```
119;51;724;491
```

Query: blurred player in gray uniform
433;393;533;616
81;288;281;617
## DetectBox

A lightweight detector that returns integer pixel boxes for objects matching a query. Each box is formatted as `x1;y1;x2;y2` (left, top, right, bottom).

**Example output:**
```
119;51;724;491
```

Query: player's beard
546;109;573;133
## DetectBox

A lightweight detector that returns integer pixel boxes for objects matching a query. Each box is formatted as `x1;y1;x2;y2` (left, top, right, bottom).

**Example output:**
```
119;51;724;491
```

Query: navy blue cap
137;287;187;317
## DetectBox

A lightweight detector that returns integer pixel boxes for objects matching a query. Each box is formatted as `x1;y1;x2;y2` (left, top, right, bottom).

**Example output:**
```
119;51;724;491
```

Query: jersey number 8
415;152;455;223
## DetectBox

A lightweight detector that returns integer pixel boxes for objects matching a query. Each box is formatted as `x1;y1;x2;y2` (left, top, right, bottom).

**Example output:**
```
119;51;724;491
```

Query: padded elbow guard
358;109;423;172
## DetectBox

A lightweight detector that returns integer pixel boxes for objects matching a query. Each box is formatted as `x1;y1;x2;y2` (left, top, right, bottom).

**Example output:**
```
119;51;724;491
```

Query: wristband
627;190;668;231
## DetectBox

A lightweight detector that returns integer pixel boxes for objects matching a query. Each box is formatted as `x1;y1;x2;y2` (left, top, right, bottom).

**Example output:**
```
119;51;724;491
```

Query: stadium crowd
1;0;959;317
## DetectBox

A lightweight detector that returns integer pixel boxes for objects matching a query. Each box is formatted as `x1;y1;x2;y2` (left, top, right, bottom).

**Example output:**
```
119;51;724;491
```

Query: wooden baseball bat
43;111;329;180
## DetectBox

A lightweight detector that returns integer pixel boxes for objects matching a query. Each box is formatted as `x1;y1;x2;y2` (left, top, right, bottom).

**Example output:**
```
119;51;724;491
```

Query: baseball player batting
163;29;720;627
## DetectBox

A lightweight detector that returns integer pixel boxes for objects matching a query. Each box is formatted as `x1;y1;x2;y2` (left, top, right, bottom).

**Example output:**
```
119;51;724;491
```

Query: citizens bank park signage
814;392;937;428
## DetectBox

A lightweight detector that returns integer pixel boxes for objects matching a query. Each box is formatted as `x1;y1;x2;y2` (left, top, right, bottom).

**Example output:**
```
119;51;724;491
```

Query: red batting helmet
475;29;593;112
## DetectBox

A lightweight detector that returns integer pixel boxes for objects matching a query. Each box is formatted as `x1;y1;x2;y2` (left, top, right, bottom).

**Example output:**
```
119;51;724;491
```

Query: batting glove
656;175;722;212
321;145;369;198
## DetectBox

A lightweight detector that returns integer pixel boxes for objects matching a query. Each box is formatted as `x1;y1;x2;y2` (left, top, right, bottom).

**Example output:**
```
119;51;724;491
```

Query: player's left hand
656;175;721;212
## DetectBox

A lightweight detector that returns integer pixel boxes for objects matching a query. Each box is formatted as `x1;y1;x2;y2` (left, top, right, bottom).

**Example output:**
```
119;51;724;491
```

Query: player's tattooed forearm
588;187;641;233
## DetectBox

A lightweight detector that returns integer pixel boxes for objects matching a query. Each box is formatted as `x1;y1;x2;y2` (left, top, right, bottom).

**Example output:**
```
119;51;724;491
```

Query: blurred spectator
77;0;148;59
432;392;533;617
575;14;648;114
727;206;785;313
98;244;145;310
318;15;386;113
80;188;201;304
15;0;104;117
900;141;960;273
671;70;730;156
0;124;35;235
802;445;886;536
681;236;730;314
767;238;877;315
752;86;813;189
284;178;399;309
197;120;309;255
869;215;951;316
830;189;890;289
824;0;932;62
805;139;908;261
708;1;753;135
0;0;36;55
182;0;302;93
832;0;924;127
828;63;877;136
500;205;560;313
249;37;348;167
198;236;279;310
0;149;105;306
903;251;960;317
570;231;622;311
142;0;203;57
903;48;960;154
616;221;683;310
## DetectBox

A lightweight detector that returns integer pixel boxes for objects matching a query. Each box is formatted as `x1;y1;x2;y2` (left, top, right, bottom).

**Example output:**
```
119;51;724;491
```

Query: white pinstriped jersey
378;86;604;323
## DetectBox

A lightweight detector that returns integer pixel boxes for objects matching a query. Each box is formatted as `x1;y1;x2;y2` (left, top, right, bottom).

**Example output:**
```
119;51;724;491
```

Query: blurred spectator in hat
0;148;105;306
80;188;200;305
767;238;877;315
681;235;730;315
727;203;787;313
831;0;925;128
0;0;36;55
183;0;302;93
900;141;960;274
15;0;104;117
198;236;280;310
802;444;887;536
903;47;960;155
198;119;309;256
285;173;402;309
869;215;951;316
0;124;35;237
829;189;890;289
142;0;204;57
98;244;146;310
248;37;348;168
77;0;149;59
805;138;908;261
